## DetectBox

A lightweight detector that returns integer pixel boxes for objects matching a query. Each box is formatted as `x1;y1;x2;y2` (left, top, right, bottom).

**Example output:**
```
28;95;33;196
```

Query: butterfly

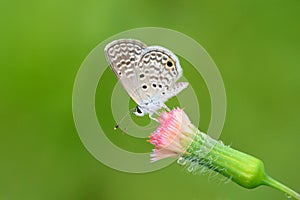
104;39;188;121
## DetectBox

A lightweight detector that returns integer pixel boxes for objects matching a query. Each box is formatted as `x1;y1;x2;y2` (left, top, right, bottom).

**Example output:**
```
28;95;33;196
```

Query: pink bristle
148;108;195;161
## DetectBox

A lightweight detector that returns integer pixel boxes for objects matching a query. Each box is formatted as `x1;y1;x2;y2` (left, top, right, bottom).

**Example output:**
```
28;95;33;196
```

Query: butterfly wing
104;39;147;105
135;46;188;112
162;82;189;101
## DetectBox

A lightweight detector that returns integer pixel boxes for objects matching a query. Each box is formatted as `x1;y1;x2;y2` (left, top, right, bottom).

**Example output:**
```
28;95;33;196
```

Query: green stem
183;129;300;199
263;175;300;200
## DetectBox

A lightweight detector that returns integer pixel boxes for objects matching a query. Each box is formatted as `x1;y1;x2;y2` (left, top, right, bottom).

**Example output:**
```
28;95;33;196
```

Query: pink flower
148;108;300;199
149;108;196;162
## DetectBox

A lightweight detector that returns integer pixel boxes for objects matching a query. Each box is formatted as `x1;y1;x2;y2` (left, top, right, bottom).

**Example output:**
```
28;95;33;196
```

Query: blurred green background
1;0;300;200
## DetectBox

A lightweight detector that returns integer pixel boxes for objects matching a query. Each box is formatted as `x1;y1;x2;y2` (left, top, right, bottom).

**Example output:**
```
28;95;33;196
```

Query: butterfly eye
136;106;142;114
134;106;144;116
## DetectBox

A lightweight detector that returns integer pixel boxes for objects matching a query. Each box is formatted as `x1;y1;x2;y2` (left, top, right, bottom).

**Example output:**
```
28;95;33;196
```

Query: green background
1;0;299;200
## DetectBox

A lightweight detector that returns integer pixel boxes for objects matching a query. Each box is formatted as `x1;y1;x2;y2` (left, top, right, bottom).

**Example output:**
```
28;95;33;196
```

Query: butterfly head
133;105;145;116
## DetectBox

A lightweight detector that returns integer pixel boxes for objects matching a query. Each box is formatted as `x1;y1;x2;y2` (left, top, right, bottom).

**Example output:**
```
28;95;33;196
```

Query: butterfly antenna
122;113;132;133
114;108;135;130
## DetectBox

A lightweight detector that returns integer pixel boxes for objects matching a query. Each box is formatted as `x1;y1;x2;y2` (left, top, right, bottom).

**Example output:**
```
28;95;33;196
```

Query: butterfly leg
149;113;158;122
163;104;170;111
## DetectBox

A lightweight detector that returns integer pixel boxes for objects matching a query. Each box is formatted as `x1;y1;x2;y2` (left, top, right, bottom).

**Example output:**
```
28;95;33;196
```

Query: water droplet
177;157;186;165
187;165;194;172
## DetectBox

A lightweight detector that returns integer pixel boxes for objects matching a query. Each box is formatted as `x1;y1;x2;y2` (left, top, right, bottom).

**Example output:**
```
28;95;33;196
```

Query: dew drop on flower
187;165;194;172
177;157;186;165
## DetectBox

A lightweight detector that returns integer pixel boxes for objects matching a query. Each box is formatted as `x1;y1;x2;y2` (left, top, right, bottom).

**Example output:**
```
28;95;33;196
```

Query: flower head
149;108;196;162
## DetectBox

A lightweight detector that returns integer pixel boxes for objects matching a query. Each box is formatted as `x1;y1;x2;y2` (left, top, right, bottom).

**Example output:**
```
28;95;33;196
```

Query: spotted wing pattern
105;39;189;116
135;46;188;112
104;39;147;104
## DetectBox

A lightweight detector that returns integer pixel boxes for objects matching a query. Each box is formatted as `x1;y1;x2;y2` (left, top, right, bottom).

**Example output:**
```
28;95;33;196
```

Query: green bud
182;131;300;199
